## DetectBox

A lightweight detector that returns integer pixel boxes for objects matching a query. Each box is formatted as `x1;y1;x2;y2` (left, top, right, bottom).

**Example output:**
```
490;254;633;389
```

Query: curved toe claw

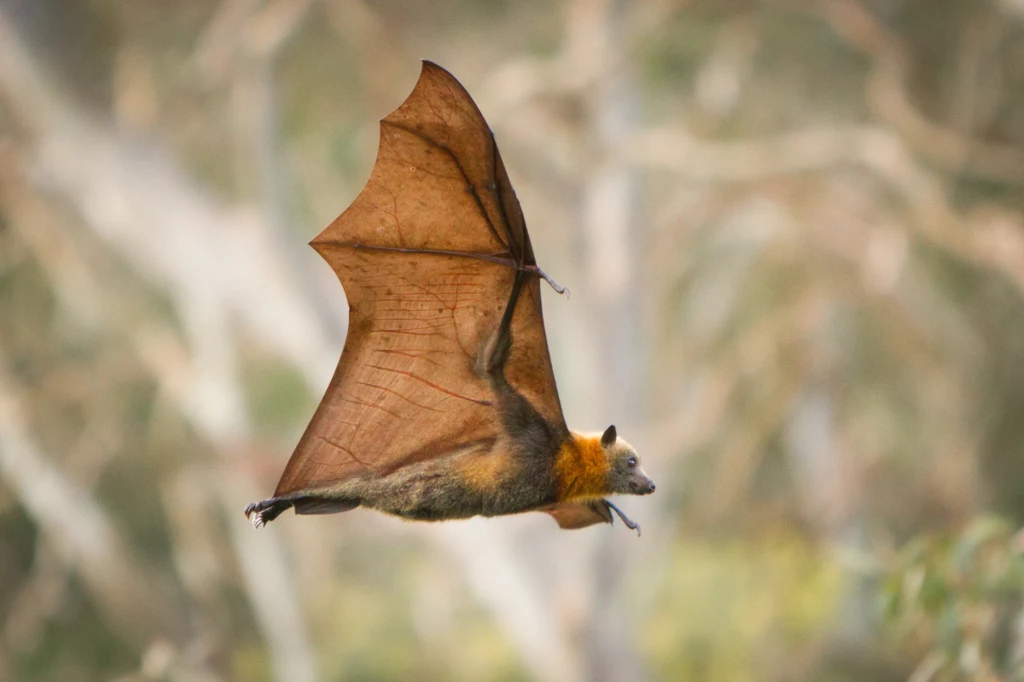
243;496;297;529
244;500;270;529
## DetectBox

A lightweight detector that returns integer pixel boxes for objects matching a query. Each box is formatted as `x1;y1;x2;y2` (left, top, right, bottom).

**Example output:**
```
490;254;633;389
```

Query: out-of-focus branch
192;0;315;81
0;10;584;680
0;9;336;394
0;362;186;647
622;123;1024;301
692;291;820;519
811;0;1024;186
434;522;582;682
0;168;229;682
561;2;647;681
194;0;347;336
907;652;946;682
4;542;71;654
1;155;318;682
0;38;324;675
218;474;318;682
622;124;899;182
323;0;408;110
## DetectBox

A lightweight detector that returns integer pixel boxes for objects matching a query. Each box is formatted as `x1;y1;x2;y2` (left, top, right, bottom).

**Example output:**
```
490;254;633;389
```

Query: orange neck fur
554;432;609;501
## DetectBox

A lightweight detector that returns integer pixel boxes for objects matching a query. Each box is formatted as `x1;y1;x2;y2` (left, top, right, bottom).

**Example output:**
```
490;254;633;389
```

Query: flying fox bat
245;61;654;534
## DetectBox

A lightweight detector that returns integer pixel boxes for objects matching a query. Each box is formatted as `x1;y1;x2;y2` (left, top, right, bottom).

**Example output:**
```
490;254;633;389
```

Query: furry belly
355;455;555;521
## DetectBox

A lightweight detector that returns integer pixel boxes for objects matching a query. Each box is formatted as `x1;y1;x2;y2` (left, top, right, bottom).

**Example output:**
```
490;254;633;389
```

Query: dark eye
627;457;637;469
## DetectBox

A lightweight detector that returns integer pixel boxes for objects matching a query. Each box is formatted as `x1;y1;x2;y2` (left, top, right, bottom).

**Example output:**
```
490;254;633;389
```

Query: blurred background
2;0;1024;680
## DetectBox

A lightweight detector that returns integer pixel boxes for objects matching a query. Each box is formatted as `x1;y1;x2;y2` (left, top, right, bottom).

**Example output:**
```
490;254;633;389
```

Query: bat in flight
245;62;654;534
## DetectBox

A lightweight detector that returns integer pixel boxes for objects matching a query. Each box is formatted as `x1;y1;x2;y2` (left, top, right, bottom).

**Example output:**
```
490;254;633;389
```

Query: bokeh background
2;0;1024;680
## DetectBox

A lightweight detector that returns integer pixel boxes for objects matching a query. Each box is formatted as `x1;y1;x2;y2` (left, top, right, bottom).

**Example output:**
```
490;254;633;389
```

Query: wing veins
316;434;374;470
354;379;447;413
340;395;404;419
375;349;444;367
381;120;511;252
364;362;491;406
323;242;517;270
381;434;499;476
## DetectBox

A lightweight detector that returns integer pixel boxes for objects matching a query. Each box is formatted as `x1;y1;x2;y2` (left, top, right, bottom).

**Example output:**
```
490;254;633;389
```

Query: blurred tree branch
0;360;187;653
0;8;320;680
0;8;336;393
621;122;1024;302
0;140;318;682
802;0;1024;186
0;6;589;681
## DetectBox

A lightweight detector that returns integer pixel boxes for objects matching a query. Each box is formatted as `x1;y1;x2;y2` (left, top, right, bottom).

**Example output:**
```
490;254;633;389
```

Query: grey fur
602;435;656;496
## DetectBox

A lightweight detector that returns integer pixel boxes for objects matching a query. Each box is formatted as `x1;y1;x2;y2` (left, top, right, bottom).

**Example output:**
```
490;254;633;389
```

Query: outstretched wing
273;61;566;498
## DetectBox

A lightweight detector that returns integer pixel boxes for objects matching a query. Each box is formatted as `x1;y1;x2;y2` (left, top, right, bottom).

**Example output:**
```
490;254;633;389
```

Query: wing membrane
274;62;566;496
544;501;614;530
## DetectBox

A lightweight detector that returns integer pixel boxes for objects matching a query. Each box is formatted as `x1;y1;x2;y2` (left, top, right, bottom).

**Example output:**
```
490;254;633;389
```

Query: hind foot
244;497;293;529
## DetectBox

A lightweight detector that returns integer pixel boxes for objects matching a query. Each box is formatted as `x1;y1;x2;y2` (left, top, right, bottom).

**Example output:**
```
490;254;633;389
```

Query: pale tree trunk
563;1;648;680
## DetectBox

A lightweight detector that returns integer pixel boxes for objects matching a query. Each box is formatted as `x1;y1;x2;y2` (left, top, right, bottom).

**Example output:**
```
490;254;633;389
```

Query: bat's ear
600;425;617;448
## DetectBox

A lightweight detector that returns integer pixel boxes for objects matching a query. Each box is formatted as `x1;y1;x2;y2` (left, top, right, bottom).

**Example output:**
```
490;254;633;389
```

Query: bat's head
600;425;656;496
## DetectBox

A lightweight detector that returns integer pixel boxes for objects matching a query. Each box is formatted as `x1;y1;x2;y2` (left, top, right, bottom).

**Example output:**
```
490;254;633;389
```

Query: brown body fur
257;430;631;524
312;434;558;521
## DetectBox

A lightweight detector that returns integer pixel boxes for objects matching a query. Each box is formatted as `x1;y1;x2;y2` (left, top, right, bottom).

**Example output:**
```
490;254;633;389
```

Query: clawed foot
243;501;267;529
244;498;286;529
604;500;642;537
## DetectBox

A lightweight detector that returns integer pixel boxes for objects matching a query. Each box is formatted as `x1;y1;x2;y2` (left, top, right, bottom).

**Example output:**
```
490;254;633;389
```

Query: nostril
648;482;656;493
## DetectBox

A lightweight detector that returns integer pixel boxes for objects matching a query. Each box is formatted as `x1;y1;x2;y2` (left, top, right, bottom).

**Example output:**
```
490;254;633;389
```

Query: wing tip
308;230;329;249
419;59;452;80
385;61;472;124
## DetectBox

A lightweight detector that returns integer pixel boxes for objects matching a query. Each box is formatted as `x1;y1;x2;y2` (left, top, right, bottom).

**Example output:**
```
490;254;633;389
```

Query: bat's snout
630;470;656;495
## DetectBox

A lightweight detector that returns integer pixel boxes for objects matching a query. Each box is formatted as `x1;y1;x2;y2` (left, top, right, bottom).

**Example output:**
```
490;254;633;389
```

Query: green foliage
883;517;1024;681
643;531;843;681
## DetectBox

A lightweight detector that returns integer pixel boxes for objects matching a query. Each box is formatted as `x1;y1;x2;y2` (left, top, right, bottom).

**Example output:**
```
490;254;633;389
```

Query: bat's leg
293;496;359;516
523;265;570;298
603;500;642;537
244;493;360;528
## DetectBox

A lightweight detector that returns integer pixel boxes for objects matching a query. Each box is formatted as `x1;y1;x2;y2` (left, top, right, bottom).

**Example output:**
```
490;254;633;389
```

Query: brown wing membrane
273;62;566;498
545;499;642;535
544;501;614;530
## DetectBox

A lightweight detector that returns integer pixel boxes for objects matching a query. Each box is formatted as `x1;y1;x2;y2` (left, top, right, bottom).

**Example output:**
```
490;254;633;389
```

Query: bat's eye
627;457;637;469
